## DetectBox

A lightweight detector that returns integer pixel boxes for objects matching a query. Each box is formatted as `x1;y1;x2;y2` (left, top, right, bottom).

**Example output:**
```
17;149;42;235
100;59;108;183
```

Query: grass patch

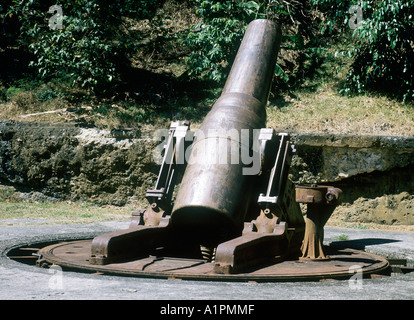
267;85;414;137
267;40;414;137
0;200;133;225
334;234;349;241
1;31;412;136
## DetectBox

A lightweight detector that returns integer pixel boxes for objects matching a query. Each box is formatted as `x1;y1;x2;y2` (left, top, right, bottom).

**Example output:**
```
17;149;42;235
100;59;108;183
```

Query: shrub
312;0;414;101
8;0;160;93
183;0;324;92
183;1;260;82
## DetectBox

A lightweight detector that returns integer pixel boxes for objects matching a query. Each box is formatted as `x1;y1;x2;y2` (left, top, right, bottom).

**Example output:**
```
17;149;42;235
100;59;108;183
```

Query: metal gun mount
37;20;389;281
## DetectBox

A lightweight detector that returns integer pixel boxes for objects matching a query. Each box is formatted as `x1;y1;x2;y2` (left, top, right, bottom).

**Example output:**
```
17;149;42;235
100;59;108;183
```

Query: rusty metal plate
38;240;389;282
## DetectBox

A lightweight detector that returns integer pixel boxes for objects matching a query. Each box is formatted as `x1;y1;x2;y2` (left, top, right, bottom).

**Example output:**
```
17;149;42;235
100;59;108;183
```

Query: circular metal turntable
38;239;389;282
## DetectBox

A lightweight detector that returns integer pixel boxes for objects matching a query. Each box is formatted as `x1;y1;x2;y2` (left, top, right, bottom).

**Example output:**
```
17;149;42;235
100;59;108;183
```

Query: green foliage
186;0;413;100
8;0;160;93
6;0;412;104
184;0;323;91
335;234;349;241
1;3;17;47
310;0;352;34
313;0;414;101
183;1;260;82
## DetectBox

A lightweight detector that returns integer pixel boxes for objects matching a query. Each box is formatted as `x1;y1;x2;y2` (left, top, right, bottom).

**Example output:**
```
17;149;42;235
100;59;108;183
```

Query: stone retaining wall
291;133;414;182
0;121;158;206
0;120;413;224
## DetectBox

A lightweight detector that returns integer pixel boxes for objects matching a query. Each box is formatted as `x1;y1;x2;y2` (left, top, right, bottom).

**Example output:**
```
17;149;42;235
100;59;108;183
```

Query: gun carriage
37;20;389;281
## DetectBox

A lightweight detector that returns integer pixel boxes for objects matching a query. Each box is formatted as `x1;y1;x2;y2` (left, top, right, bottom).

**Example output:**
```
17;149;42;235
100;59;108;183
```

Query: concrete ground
0;219;413;301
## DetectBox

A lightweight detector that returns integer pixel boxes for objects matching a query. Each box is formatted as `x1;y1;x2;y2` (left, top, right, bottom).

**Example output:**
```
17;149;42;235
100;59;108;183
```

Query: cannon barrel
64;19;360;277
171;20;282;244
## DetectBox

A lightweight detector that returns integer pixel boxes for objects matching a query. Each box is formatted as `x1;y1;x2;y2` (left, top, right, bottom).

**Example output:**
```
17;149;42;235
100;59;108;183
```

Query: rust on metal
89;19;290;267
38;240;390;282
296;185;342;260
171;19;282;241
213;222;287;274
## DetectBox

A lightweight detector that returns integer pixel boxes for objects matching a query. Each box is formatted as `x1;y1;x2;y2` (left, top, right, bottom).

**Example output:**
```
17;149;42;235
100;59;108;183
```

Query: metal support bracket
213;222;287;274
91;121;193;265
257;130;296;216
296;185;342;260
212;130;305;274
145;120;191;211
131;121;192;227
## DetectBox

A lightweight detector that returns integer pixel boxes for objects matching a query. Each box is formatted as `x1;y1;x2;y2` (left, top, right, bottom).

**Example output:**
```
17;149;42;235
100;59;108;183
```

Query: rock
291;133;414;182
0;121;159;206
333;192;414;225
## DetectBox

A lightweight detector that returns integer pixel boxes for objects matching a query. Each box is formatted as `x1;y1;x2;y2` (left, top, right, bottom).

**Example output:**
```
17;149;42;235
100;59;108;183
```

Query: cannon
37;20;389;281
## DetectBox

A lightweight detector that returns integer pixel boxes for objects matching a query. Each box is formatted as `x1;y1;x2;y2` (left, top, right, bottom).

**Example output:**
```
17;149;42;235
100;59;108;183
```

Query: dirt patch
332;192;414;226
